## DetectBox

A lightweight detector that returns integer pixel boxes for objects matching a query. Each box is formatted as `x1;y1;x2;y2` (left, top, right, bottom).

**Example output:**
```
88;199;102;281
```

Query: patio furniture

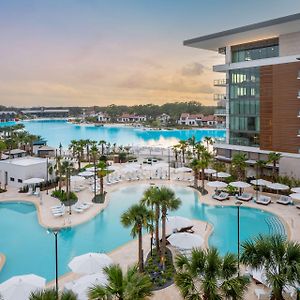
254;289;270;300
256;195;271;205
34;187;40;197
213;192;229;201
237;193;253;202
276;195;292;205
26;186;33;195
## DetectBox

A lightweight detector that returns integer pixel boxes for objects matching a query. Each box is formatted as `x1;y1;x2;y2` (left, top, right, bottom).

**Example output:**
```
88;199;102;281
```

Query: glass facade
229;67;260;146
231;39;279;63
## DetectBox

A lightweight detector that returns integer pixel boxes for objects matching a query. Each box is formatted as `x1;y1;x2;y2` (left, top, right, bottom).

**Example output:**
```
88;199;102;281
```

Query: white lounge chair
256;195;271;205
213;192;229;201
276;195;292;205
237;193;253;202
26;186;33;195
34;187;40;197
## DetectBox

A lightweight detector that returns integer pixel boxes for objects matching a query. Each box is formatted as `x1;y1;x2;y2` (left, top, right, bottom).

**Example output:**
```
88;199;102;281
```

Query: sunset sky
1;0;300;107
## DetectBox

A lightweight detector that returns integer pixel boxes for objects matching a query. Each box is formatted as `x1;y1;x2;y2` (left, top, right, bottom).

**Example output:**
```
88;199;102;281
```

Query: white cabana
207;181;228;189
291;187;300;193
23;177;45;185
167;232;204;250
65;272;108;300
204;168;216;175
78;171;94;177
0;274;46;300
212;172;231;179
68;253;113;274
166;216;193;233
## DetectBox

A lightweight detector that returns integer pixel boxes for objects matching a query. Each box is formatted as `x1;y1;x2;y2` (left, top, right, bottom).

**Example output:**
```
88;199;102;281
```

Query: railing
213;79;228;86
214;108;226;116
213;94;227;101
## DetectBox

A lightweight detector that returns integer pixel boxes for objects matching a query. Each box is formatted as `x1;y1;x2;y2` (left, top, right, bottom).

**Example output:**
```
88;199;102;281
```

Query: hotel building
184;13;300;177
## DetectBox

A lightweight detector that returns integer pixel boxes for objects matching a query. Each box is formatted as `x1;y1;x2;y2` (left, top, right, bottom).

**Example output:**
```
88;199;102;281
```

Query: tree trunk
201;168;205;191
155;204;160;252
78;154;81;170
138;227;143;272
194;171;198;188
160;208;166;269
100;177;104;195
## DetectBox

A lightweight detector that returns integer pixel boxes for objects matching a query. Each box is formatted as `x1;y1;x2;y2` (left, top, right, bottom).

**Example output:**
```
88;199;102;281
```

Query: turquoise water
2;120;226;148
0;184;284;282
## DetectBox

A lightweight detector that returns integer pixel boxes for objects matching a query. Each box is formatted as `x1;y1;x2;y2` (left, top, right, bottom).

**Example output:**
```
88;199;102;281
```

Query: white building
177;113;203;126
157;113;170;125
117;113;147;123
97;112;111;123
0;157;54;188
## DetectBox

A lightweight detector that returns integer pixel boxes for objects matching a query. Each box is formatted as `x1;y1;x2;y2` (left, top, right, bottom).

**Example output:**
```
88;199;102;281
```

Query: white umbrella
289;193;300;202
250;179;272;186
166;216;193;233
207;181;228;188
78;171;94;177
68;253;113;274
0;274;46;300
212;172;231;178
154;162;169;169
168;232;204;250
267;183;289;191
86;167;98;172
70;176;85;183
107;165;119;171
204;168;216;174
229;181;251;189
291;187;300;193
23;178;45;185
176;167;192;173
65;272;108;300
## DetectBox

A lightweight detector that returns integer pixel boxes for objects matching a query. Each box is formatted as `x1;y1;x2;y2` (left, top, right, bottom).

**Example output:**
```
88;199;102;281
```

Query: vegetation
231;153;247;180
29;288;78;300
175;248;249;300
51;189;78;203
121;204;153;272
268;152;281;179
241;234;300;300
88;264;153;300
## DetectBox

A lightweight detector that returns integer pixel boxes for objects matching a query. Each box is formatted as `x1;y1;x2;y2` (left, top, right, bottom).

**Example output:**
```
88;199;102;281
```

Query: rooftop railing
213;79;228;86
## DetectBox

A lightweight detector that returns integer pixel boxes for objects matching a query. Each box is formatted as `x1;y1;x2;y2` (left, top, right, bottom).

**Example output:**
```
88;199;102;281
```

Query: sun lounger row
213;192;229;201
72;202;93;213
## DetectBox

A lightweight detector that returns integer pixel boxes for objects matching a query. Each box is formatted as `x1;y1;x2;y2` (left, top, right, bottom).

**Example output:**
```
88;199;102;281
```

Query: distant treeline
0;101;215;118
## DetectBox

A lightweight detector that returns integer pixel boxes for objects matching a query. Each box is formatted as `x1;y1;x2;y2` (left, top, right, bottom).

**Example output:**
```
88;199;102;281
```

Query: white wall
279;32;300;56
279;156;300;179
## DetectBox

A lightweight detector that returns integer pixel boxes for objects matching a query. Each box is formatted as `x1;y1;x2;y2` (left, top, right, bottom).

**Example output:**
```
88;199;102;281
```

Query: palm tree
0;140;6;160
88;264;153;300
29;288;78;300
268;152;281;179
190;158;200;188
97;160;108;196
231;153;247;180
175;248;249;300
90;145;99;198
188;136;196;156
121;204;153;272
178;140;188;163
141;186;161;253
241;234;300;300
255;160;267;179
195;143;206;160
198;150;213;193
99;140;107;156
203;136;213;151
158;186;181;268
172;145;180;166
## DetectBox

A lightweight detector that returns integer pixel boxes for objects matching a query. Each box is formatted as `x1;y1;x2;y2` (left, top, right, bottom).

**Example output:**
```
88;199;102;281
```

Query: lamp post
46;156;49;195
235;200;242;276
168;147;171;181
59;142;62;157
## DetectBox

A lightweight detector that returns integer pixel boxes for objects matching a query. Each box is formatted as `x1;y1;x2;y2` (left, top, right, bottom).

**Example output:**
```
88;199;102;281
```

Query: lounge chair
254;289;270;300
296;205;300;209
256;195;271;205
213;192;229;201
276;195;292;205
26;186;33;195
237;193;253;202
34;187;40;197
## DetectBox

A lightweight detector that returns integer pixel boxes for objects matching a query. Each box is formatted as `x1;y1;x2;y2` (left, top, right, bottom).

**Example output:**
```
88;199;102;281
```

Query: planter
92;192;107;204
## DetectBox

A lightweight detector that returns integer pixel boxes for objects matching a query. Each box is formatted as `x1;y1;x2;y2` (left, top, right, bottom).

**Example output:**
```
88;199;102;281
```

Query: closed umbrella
167;232;204;250
65;272;108;300
166;216;193;233
68;253;113;274
0;274;46;300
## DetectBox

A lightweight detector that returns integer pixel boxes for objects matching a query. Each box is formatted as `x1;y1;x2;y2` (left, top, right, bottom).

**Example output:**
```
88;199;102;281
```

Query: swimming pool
4;120;226;148
0;184;285;282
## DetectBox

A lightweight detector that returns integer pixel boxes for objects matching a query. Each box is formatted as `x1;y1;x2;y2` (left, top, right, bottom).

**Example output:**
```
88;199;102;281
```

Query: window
10;177;15;182
18;179;23;183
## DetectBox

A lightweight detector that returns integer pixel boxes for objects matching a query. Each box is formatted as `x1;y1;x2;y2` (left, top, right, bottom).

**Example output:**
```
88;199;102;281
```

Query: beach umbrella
250;179;272;200
0;274;46;300
166;216;193;233
204;168;216;174
167;232;204;250
291;187;300;193
64;272;108;300
207;181;228;189
289;193;300;202
68;253;113;275
229;181;251;195
212;172;231;179
70;176;85;183
176;167;192;173
154;162;169;169
23;178;45;185
78;171;94;177
267;183;289;195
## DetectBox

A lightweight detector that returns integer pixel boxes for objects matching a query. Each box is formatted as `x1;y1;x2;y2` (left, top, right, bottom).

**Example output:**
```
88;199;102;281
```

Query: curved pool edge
0;254;6;272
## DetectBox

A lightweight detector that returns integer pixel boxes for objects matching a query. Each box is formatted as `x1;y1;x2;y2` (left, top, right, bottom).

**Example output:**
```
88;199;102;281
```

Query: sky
0;0;300;107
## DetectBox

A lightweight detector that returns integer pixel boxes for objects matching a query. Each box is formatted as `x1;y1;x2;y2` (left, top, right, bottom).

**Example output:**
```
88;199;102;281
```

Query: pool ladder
265;216;286;238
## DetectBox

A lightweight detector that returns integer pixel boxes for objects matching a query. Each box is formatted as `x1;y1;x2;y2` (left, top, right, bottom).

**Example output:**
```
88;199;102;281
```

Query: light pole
235;200;242;276
168;147;171;180
46;156;49;195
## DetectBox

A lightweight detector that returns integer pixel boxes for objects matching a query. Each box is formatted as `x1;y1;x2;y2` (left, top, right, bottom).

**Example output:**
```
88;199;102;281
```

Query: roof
184;13;300;51
4;149;26;155
38;146;55;151
0;111;17;115
33;140;47;146
202;115;216;122
0;157;47;166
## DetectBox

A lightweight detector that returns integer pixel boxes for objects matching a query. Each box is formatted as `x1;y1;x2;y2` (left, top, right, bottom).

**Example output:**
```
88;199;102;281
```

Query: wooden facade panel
260;62;300;153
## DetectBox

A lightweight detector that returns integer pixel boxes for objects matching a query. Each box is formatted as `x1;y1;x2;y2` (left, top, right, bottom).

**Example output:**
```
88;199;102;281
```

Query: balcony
214;108;226;116
298;71;300;79
298;91;300;99
213;79;228;87
214;94;227;101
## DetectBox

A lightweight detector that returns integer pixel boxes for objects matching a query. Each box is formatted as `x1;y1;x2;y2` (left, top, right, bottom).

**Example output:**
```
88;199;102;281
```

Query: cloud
181;62;206;76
